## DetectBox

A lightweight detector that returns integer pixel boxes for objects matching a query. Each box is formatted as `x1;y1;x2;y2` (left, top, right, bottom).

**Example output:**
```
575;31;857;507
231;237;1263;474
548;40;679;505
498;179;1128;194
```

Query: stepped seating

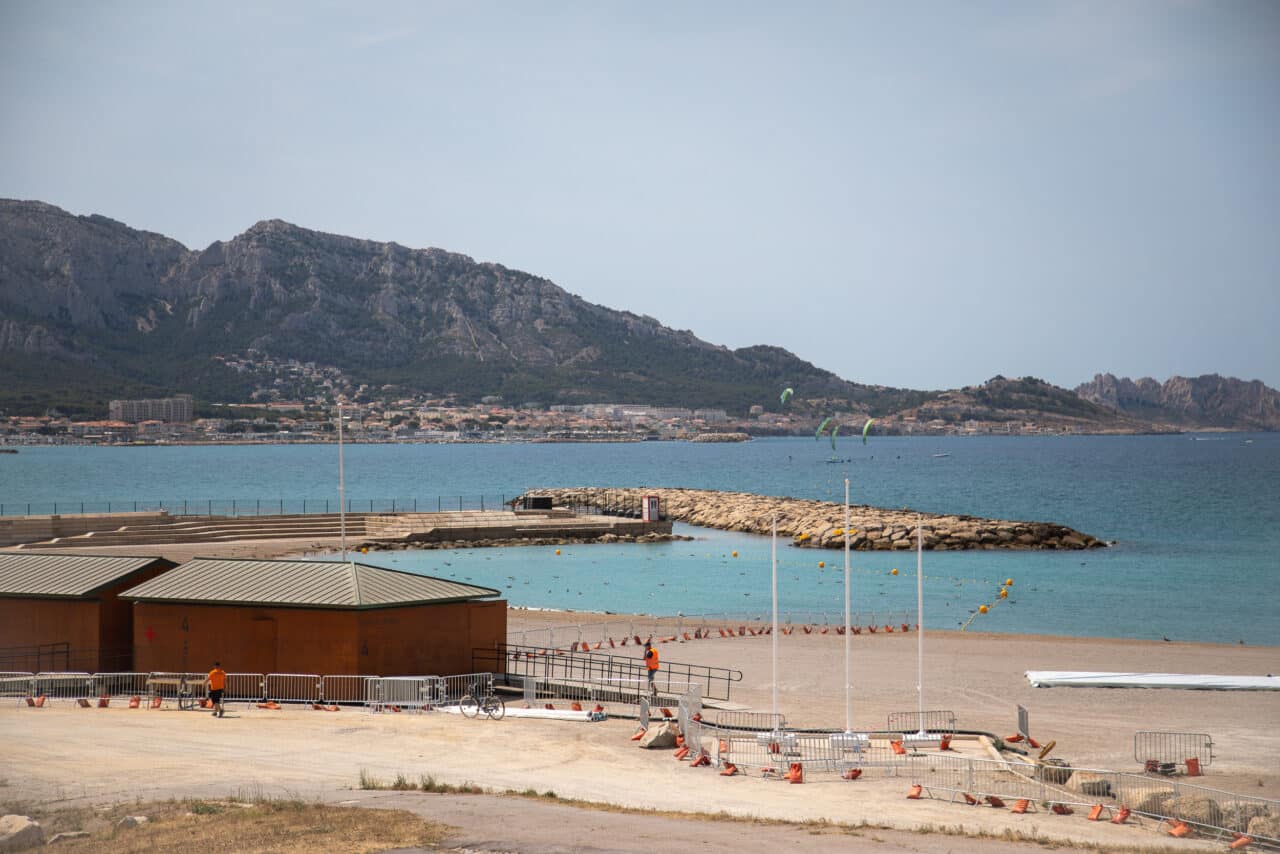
13;509;668;550
16;513;373;550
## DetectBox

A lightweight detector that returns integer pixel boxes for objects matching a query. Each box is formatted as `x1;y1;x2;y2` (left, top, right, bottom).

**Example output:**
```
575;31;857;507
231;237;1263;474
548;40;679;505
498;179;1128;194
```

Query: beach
5;536;1278;850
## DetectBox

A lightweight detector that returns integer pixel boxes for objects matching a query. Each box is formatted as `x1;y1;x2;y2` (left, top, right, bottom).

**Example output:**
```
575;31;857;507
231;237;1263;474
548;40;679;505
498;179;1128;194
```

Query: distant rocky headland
523;487;1106;551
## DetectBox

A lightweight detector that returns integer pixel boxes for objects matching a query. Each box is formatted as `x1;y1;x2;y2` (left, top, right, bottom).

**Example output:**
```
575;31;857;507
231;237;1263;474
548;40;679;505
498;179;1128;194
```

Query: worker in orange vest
643;638;659;695
208;661;227;718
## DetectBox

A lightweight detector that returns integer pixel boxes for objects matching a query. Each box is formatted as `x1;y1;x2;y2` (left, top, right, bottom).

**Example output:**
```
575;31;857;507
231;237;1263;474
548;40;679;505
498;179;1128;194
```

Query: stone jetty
522;487;1106;551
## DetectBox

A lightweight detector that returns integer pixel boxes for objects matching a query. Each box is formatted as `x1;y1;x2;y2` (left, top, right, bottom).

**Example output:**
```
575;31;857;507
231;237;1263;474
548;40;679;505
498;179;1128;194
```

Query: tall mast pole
844;478;852;733
916;516;925;735
771;513;779;723
338;401;347;561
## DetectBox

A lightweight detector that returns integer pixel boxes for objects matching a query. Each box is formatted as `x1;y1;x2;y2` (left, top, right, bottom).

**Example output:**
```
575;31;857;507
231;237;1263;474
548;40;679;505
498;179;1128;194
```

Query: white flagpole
916;516;925;735
338;402;347;561
844;478;852;733
771;513;779;723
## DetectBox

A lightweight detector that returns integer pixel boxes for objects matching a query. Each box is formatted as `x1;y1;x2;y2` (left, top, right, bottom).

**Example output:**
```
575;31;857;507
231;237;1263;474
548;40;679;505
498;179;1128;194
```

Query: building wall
97;562;174;670
132;599;506;677
356;599;506;676
0;598;100;670
132;603;359;675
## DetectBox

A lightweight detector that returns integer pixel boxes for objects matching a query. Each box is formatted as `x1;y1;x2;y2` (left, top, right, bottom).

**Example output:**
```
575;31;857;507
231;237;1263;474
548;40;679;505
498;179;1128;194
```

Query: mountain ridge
0;199;1273;431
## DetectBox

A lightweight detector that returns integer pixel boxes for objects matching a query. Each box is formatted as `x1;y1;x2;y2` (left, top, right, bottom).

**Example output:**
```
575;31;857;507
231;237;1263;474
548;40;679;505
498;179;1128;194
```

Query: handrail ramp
474;642;742;703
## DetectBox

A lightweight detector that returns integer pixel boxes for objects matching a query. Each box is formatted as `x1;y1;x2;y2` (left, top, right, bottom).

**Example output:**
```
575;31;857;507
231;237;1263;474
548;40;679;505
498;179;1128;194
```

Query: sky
2;1;1278;391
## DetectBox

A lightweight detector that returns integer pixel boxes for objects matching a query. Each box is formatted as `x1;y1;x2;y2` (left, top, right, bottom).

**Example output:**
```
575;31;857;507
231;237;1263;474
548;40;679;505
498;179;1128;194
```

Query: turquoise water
3;435;1277;644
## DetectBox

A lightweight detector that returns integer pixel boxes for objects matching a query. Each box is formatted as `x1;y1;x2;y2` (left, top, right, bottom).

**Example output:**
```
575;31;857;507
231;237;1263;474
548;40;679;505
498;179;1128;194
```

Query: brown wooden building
122;558;505;676
0;553;176;671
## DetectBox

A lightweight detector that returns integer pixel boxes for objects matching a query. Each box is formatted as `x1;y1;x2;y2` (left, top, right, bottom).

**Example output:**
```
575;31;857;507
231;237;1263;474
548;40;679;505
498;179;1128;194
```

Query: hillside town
0;353;1177;446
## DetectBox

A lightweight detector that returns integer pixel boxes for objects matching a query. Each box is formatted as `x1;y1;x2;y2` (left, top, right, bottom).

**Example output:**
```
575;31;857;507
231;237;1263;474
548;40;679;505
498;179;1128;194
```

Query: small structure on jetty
519;487;1105;550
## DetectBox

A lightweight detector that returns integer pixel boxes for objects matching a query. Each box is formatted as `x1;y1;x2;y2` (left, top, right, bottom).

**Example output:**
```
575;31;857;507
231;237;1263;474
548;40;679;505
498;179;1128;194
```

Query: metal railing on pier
0;493;666;520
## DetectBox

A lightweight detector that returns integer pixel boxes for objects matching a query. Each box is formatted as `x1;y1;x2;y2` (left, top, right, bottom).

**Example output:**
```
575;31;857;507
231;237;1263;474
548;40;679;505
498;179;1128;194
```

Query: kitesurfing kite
780;387;794;406
815;417;833;440
831;423;840;450
862;418;874;444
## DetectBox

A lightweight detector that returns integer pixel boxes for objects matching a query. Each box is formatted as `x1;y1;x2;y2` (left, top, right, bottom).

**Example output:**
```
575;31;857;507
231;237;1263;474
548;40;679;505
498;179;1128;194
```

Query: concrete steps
16;513;372;550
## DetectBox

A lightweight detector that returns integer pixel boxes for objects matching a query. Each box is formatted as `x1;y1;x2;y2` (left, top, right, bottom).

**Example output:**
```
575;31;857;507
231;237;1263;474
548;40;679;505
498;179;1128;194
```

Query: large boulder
1247;814;1280;840
1134;790;1177;816
1034;759;1072;785
1066;771;1113;798
0;815;44;853
637;721;680;749
1173;796;1222;828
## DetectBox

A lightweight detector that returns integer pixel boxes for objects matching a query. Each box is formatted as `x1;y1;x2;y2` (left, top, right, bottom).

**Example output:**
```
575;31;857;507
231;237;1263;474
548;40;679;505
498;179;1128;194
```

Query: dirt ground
5;536;1276;851
4;620;1277;852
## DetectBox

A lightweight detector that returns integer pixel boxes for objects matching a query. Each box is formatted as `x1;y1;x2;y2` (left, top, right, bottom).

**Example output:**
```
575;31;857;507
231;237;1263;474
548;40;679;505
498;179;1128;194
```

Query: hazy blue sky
2;1;1277;390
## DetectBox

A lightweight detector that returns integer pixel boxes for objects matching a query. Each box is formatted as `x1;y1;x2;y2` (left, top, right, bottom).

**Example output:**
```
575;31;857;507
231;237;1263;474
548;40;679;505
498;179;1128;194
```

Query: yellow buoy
555;549;561;556
891;568;898;576
360;547;367;554
818;561;825;569
999;589;1008;599
732;551;738;558
979;604;989;614
1005;578;1014;586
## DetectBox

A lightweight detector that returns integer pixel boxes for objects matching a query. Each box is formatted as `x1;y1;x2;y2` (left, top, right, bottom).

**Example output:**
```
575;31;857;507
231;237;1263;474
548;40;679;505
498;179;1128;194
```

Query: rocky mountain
0;199;933;416
1075;374;1280;431
890;375;1159;433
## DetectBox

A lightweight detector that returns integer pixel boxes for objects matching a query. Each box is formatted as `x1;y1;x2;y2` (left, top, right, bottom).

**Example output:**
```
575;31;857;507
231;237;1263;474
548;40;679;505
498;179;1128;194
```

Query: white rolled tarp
1026;671;1280;691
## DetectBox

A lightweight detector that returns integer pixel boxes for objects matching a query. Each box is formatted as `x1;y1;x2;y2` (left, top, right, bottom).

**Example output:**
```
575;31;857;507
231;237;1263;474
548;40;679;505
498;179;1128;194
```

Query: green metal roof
121;557;501;609
0;553;174;598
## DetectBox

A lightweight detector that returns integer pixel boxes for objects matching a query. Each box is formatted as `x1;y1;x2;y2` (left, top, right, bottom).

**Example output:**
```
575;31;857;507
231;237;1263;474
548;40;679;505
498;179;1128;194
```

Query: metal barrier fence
439;672;494;706
363;676;443;713
93;672;150;699
1134;731;1215;771
0;672;34;704
706;710;787;732
0;495;530;518
320;675;368;705
34;672;94;702
887;710;958;734
223;673;264;703
919;756;1278;846
263;673;321;704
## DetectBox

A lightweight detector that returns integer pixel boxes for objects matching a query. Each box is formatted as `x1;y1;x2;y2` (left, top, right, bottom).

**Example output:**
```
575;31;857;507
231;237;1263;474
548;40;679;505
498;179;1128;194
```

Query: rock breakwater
523;487;1105;551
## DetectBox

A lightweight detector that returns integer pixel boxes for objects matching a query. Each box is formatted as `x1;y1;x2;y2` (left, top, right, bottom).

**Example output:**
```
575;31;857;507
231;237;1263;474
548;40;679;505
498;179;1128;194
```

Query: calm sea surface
3;435;1277;645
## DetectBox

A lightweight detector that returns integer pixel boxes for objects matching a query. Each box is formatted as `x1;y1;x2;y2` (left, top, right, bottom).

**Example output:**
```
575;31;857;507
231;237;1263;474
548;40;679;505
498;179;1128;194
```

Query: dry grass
7;798;447;853
357;768;485;794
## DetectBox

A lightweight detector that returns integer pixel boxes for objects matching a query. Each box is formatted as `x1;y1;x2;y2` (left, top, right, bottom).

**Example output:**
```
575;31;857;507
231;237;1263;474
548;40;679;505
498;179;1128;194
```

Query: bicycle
459;681;505;720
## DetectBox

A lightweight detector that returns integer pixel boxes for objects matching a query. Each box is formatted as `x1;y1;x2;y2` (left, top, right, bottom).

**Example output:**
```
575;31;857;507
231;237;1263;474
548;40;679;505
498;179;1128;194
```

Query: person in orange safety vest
643;638;659;695
208;661;227;718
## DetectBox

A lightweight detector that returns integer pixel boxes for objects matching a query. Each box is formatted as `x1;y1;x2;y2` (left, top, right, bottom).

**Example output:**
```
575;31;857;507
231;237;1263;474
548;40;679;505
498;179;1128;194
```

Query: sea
2;434;1277;645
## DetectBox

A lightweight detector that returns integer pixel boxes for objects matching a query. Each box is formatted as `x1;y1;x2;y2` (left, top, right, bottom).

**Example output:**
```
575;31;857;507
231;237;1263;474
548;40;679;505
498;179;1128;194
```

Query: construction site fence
507;610;917;650
480;643;741;702
1134;731;1215;771
887;709;958;733
674;719;1279;848
993;756;1275;847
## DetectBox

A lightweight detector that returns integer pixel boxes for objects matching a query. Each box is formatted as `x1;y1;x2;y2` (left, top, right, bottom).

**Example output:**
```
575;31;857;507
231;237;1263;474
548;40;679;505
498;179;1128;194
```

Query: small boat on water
0;448;17;455
931;453;950;458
